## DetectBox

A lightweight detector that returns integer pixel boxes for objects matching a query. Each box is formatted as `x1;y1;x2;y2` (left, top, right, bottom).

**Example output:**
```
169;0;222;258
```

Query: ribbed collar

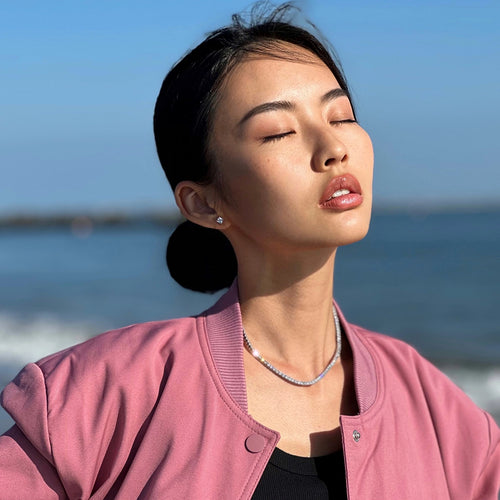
203;280;377;415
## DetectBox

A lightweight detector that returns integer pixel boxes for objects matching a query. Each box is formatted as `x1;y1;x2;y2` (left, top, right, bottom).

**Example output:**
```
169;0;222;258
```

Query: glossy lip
319;173;363;210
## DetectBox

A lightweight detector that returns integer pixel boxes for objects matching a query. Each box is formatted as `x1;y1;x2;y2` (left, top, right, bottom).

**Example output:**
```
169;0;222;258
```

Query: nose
311;127;348;172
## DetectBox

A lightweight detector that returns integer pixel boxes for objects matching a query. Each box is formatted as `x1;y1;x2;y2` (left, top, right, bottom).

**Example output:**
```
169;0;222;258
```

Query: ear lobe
174;181;224;229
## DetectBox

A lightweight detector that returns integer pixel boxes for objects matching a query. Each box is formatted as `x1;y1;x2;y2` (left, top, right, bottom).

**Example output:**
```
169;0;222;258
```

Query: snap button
245;434;266;453
353;430;361;442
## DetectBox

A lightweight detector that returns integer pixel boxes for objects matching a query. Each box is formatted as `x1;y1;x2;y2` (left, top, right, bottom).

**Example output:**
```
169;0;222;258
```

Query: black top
252;447;347;499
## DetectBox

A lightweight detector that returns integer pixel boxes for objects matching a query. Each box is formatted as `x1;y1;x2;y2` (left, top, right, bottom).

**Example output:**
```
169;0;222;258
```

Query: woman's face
209;44;374;255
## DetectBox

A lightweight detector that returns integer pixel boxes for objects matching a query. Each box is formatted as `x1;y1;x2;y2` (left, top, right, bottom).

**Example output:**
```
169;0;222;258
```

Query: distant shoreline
0;205;499;228
0;212;183;229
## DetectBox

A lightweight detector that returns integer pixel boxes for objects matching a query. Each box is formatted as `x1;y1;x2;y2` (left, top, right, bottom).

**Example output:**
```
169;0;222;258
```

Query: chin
338;225;370;247
331;206;372;247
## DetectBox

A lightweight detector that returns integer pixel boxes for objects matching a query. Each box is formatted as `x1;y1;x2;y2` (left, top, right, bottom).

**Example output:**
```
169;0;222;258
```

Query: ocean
0;210;499;432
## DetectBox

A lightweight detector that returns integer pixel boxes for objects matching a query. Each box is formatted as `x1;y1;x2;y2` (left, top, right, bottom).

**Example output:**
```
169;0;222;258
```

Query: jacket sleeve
472;410;500;500
0;363;67;499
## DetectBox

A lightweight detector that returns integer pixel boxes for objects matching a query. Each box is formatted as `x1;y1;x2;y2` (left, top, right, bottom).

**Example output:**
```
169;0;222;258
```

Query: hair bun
166;220;237;293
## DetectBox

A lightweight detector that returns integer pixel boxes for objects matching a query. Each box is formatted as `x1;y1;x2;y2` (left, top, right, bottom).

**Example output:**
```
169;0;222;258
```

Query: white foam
442;365;500;420
0;312;99;367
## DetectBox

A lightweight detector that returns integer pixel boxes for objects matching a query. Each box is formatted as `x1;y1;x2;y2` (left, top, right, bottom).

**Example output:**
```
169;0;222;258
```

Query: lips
319;174;363;210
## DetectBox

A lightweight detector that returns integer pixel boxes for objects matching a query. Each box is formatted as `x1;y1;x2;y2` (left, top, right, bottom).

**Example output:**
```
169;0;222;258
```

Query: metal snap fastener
353;430;361;442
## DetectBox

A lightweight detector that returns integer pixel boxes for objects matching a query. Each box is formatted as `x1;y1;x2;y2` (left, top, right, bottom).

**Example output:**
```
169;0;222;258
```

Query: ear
174;181;228;229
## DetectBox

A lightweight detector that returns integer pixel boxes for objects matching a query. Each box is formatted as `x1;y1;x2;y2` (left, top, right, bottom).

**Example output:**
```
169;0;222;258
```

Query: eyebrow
238;87;349;127
321;87;348;104
238;100;294;126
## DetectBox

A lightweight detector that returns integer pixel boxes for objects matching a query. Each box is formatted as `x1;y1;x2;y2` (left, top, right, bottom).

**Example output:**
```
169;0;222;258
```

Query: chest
244;353;357;456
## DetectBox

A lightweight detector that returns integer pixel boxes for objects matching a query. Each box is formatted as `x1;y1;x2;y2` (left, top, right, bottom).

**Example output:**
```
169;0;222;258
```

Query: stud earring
216;216;224;225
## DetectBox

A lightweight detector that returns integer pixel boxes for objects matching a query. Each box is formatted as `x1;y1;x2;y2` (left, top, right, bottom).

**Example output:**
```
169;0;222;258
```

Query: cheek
363;131;374;163
223;164;279;214
216;146;284;204
352;130;374;183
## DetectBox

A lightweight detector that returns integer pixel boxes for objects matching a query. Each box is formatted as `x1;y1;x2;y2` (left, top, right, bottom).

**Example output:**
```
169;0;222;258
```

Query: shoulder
2;315;205;428
350;322;447;380
349;323;500;496
351;322;423;358
0;314;218;495
349;321;496;433
1;315;209;475
38;315;200;379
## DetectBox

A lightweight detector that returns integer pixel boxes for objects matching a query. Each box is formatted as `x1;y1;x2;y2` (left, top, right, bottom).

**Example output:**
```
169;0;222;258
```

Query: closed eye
330;119;357;126
262;131;296;143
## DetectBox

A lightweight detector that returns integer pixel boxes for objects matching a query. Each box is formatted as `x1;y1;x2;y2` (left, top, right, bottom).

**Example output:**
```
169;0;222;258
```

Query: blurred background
1;0;499;432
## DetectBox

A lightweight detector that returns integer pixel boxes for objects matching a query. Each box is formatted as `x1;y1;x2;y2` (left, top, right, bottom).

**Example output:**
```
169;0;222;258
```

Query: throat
242;305;342;387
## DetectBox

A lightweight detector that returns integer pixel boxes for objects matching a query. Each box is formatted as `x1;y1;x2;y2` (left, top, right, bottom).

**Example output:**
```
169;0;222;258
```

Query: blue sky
1;0;499;214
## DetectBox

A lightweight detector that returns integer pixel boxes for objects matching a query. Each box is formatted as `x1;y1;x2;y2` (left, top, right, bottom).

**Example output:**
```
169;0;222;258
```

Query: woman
1;4;499;499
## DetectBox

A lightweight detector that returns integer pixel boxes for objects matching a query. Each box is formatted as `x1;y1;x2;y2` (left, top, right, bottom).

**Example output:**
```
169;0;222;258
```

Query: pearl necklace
242;306;342;386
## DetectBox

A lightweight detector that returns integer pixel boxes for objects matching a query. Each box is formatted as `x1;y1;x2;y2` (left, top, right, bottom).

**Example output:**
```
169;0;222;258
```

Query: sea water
0;211;499;432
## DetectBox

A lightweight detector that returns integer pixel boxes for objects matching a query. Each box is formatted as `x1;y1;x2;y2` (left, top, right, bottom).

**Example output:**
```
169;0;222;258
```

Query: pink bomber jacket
1;282;499;499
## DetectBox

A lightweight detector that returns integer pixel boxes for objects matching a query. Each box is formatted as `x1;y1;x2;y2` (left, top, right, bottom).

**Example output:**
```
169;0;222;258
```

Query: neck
237;248;338;376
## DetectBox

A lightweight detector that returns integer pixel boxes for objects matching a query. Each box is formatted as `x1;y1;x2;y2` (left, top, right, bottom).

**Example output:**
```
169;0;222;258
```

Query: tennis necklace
242;306;342;386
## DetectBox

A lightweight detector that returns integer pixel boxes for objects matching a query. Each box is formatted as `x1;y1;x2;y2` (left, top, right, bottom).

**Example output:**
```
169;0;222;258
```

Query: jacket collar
203;280;377;415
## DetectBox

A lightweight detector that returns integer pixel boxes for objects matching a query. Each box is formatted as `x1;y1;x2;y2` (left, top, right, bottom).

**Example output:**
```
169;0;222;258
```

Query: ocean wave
0;312;101;369
441;365;500;422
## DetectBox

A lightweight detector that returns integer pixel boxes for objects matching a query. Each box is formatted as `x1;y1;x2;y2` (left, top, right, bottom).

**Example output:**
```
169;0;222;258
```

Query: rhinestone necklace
242;306;342;386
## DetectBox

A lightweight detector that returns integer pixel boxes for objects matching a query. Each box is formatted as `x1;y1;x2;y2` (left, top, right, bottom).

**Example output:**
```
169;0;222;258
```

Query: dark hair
154;2;353;293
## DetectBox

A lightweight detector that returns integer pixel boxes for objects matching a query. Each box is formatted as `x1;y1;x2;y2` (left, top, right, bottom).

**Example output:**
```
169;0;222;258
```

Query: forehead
228;43;336;91
212;45;340;125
